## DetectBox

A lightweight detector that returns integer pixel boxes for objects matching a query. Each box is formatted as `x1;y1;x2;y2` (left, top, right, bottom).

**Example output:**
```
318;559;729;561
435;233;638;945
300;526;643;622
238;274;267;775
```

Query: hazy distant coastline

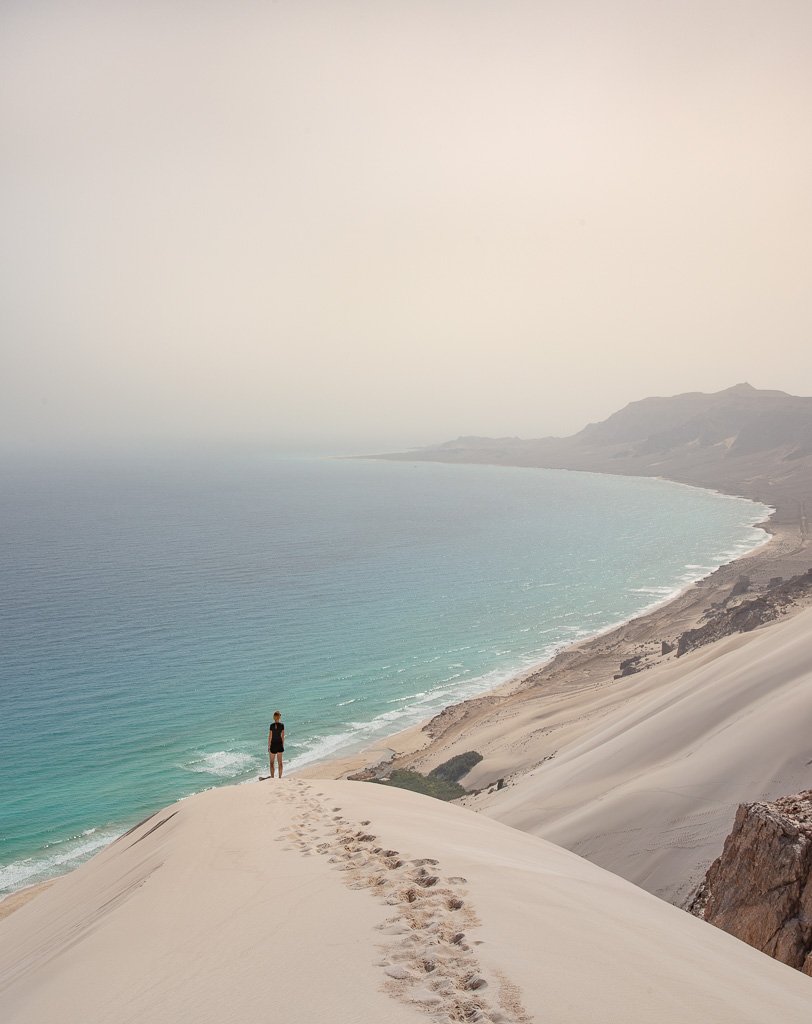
375;383;812;530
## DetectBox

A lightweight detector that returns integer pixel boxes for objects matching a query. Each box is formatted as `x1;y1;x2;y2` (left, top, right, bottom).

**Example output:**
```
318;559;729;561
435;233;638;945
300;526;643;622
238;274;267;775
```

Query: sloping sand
437;605;812;906
334;579;808;910
1;780;810;1023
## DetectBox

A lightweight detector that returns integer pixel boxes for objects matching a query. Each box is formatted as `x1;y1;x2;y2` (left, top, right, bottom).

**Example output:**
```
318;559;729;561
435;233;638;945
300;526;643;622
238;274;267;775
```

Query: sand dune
453;605;812;906
2;779;810;1023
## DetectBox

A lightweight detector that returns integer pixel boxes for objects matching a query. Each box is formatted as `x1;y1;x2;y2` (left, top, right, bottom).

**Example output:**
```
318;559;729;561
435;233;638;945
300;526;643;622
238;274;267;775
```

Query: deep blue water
0;452;769;893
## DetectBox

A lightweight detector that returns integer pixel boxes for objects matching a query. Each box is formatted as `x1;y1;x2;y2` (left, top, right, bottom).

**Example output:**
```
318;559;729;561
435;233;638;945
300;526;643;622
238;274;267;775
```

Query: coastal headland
2;383;812;1020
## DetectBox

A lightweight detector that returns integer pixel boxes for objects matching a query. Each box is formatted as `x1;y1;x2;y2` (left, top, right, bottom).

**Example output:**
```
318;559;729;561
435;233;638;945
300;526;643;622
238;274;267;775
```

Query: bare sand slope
2;780;810;1023
461;606;812;906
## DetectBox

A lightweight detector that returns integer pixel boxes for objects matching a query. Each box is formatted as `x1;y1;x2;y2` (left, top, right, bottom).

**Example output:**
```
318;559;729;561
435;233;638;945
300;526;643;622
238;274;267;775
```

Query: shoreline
294;468;776;778
296;507;784;783
1;473;805;917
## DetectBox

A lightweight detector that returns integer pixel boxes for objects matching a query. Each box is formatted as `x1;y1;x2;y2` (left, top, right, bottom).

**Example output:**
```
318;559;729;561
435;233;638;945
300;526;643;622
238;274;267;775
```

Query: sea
0;451;771;896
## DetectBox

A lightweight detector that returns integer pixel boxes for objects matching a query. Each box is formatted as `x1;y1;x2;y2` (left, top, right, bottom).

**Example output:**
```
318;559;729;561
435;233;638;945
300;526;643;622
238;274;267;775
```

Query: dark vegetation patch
374;769;465;801
373;752;483;801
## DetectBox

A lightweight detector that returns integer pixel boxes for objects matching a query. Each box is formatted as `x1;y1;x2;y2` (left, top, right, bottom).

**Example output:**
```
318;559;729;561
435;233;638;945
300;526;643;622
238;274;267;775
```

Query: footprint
284;805;528;1023
384;965;413;981
409;986;442;1006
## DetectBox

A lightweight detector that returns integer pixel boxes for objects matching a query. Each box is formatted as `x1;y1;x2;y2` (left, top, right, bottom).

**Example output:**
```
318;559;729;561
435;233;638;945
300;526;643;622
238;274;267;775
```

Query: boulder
703;792;812;975
614;654;644;679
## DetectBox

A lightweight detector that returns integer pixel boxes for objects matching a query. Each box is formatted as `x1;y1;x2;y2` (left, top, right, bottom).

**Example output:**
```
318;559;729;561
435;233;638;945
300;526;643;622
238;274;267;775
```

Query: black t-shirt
269;721;285;751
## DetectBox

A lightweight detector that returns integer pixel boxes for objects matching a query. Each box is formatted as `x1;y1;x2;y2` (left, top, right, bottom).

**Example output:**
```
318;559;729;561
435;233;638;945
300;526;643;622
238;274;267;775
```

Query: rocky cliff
702;792;812;976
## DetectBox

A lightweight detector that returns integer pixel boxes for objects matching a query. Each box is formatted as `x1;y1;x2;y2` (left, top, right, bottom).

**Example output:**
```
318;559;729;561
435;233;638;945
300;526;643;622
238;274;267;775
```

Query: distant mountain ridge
383;384;812;528
577;383;812;457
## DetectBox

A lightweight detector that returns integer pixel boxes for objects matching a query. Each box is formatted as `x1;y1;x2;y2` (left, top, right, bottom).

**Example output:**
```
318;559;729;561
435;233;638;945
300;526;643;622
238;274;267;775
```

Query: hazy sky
2;1;812;453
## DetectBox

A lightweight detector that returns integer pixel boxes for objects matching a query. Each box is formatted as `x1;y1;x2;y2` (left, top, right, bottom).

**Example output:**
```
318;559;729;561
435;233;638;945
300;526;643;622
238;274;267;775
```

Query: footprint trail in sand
273;780;532;1024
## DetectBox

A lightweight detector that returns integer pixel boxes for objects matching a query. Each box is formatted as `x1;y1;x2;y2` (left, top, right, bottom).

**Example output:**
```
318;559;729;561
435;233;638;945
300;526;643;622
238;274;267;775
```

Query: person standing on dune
268;711;285;778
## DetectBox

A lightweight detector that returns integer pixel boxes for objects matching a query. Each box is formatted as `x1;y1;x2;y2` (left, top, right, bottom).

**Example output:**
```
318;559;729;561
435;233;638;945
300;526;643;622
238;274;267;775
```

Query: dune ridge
2;780;812;1023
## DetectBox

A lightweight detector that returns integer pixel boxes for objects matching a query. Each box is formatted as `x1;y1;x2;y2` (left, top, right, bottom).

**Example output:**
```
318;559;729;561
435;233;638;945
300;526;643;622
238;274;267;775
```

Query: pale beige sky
2;0;811;453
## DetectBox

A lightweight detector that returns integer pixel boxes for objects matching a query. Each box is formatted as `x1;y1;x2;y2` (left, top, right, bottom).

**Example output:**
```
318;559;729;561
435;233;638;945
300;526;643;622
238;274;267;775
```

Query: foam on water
0;828;123;893
288;659;555;772
182;751;260;777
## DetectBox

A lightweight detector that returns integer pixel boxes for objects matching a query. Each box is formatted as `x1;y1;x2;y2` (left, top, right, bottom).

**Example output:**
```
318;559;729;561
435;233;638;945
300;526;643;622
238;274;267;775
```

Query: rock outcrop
676;569;812;657
703;792;812;976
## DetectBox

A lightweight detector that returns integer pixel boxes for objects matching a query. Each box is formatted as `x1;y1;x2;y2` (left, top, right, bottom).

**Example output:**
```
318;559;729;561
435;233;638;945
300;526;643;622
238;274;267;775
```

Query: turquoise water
0;452;770;894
